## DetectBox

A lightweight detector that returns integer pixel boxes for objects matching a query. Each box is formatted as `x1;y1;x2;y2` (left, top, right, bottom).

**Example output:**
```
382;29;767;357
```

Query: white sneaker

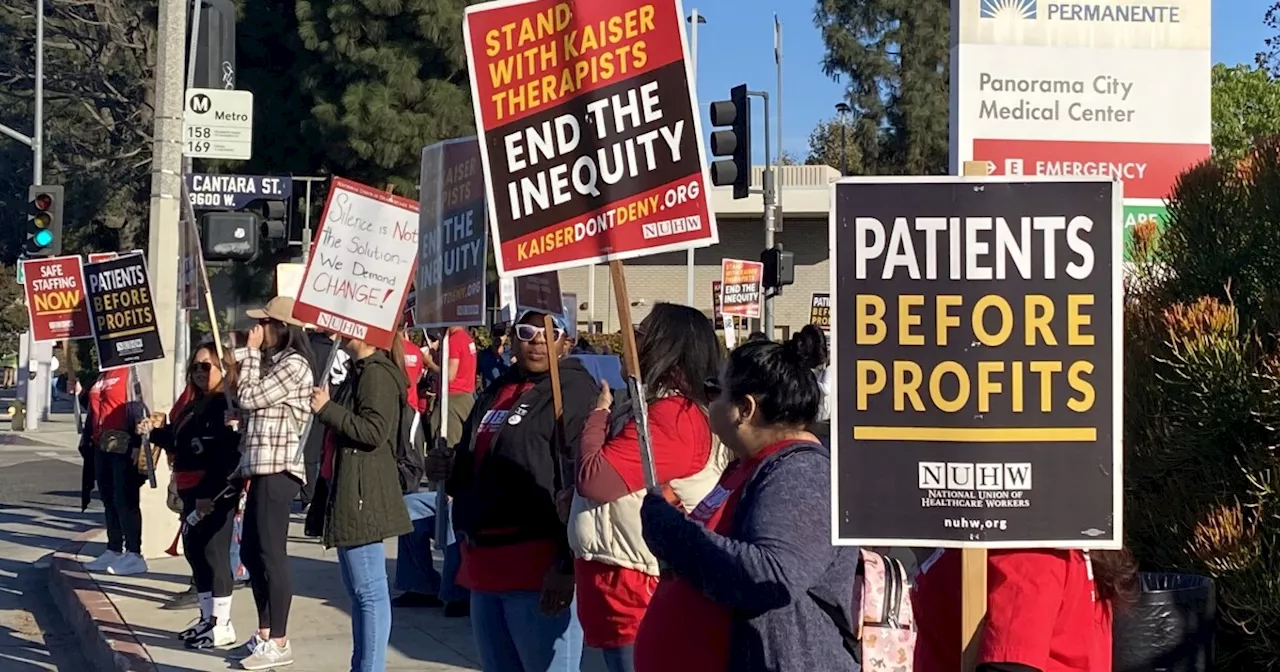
82;550;122;572
186;622;236;650
105;553;148;576
239;639;293;670
229;634;265;661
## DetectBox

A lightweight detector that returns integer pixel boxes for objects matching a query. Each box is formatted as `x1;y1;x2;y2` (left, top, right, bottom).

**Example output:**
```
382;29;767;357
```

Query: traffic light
25;185;64;257
200;211;260;261
761;246;794;296
256;199;289;254
709;84;751;199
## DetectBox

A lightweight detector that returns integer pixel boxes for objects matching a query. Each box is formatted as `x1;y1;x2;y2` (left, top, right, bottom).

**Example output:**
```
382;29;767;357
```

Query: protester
140;343;242;649
79;368;149;576
570;302;727;672
797;324;833;444
427;325;478;446
428;310;598;672
634;329;859;672
745;330;770;343
392;327;469;615
476;326;511;389
306;332;413;672
233;297;315;670
913;548;1138;672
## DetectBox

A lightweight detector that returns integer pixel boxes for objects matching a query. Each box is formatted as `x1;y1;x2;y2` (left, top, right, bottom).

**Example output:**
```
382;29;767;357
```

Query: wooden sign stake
960;160;990;671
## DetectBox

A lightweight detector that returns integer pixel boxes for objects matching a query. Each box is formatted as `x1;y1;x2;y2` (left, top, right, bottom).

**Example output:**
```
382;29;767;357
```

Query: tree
0;0;154;261
1211;63;1280;161
294;0;476;193
0;266;27;356
805;116;862;174
813;0;949;175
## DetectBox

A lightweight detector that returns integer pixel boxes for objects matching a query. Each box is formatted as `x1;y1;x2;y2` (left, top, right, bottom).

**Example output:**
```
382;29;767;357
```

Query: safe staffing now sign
21;256;93;342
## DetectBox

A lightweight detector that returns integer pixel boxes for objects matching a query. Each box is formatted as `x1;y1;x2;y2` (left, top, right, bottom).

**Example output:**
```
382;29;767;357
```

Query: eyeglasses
514;324;565;343
703;377;724;397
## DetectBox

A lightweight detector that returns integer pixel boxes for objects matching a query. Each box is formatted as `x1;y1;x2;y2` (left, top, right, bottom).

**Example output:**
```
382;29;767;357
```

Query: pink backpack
850;549;916;671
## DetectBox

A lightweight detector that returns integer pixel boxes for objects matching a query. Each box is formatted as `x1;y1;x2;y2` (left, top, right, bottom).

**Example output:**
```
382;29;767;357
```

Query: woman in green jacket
306;335;413;672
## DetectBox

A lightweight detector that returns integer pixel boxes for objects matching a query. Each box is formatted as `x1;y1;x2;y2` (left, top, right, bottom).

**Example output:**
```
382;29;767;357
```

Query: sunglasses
194;361;215;372
514;324;565;343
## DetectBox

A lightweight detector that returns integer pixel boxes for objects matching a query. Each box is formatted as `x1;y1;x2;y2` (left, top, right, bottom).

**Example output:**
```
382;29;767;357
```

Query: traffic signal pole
27;0;47;426
754;89;777;338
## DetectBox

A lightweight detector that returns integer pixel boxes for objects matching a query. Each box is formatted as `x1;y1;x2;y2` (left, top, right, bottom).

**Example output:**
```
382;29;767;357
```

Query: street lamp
835;102;850;176
685;9;707;307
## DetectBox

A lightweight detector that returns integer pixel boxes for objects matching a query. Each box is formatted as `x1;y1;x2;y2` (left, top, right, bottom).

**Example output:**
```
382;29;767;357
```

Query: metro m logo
188;93;211;114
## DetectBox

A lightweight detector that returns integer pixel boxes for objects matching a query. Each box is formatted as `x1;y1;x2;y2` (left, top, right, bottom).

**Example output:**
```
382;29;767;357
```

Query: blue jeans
396;491;466;602
471;591;583;672
337;542;392;672
600;646;635;672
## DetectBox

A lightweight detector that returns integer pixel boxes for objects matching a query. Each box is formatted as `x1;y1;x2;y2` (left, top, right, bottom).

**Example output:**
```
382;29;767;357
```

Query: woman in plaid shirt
230;297;316;670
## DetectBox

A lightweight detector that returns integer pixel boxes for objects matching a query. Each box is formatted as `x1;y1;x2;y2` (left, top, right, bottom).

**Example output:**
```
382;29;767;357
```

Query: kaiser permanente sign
951;0;1211;258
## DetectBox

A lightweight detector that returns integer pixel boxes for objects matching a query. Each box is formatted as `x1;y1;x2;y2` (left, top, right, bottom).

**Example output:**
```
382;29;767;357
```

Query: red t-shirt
88;370;130;443
913;549;1112;672
456;382;559;593
576;398;714;649
446;328;477;395
402;338;425;409
634;440;792;672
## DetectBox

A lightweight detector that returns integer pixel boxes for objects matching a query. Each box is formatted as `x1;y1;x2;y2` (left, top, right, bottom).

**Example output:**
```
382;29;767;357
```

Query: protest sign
710;280;728;330
720;259;763;319
84;253;165;370
515;272;563;315
830;177;1122;548
88;250;144;263
292;177;419;349
462;0;718;277
810;293;830;331
21;255;92;341
275;262;305;298
415;137;489;328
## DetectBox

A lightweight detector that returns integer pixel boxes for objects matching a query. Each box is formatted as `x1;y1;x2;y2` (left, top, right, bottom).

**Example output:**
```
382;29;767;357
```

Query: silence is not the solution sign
830;177;1122;549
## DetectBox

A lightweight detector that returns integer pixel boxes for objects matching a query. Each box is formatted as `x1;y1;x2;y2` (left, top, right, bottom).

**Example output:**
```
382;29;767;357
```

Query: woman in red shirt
570;302;726;672
78;368;148;576
912;548;1138;672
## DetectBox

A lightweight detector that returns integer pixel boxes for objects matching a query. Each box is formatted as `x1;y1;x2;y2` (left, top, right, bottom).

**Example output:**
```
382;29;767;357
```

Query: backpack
848;549;917;670
393;394;426;494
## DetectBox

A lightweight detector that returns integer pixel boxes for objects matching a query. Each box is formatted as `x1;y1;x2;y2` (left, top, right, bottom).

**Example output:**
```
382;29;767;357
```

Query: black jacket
308;350;413;549
149;392;241;499
447;357;597;565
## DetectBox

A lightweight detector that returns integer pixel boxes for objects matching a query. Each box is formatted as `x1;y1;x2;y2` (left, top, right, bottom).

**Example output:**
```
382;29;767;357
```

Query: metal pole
24;0;46;428
303;178;314;258
685;9;704;307
587;266;596;333
841;125;847;175
774;14;783;233
759;91;776;338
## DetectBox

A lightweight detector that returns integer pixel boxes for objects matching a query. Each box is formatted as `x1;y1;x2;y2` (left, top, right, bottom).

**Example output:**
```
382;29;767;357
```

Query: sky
684;0;1274;162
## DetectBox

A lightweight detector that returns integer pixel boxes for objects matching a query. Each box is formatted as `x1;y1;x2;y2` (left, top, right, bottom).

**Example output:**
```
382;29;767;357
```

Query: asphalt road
0;421;95;670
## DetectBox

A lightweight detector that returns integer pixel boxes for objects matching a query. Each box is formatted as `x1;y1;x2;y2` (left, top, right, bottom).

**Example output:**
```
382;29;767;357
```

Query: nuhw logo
980;0;1037;19
188;93;212;114
918;462;1033;491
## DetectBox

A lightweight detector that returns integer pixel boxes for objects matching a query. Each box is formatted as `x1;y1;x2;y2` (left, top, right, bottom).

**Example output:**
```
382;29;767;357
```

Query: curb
48;529;158;672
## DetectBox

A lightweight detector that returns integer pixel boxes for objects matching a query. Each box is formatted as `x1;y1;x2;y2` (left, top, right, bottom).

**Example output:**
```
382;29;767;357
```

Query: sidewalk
52;516;609;671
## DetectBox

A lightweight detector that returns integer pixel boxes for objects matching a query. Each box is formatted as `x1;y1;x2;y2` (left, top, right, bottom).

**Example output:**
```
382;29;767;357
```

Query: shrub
1126;137;1280;666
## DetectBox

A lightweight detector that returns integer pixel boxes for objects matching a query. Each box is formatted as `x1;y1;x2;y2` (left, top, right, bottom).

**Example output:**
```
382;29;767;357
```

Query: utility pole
836;102;850;175
774;15;783;234
757;89;776;338
686;9;706;307
144;0;187;410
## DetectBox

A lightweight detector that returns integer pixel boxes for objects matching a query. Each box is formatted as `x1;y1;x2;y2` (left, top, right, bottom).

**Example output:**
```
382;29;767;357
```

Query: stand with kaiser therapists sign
829;176;1122;549
463;0;719;278
292;177;419;350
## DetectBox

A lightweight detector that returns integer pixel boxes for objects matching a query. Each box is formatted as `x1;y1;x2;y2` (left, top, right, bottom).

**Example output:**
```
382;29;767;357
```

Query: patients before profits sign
416;138;489;328
22;256;93;342
463;0;717;276
84;253;165;371
831;178;1122;548
293;177;419;349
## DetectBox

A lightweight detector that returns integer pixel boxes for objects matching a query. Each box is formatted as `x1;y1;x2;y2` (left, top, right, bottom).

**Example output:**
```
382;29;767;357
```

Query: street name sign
182;88;253;160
